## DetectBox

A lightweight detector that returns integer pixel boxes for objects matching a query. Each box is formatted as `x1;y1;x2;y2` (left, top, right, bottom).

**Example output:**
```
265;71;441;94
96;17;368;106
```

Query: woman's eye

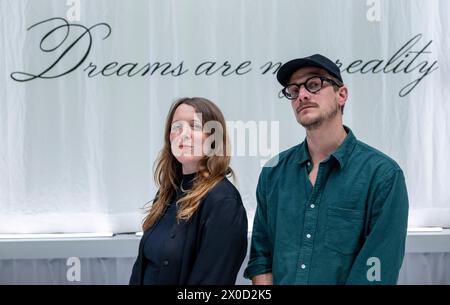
171;123;183;133
193;123;203;131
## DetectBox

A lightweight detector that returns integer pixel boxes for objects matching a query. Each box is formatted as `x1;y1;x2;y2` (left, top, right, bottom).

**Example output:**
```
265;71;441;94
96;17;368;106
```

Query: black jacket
129;178;248;285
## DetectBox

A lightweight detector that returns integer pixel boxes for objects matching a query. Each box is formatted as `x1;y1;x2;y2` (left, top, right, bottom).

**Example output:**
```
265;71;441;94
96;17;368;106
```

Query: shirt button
306;234;311;239
310;204;315;209
307;162;311;166
163;260;169;266
301;264;306;269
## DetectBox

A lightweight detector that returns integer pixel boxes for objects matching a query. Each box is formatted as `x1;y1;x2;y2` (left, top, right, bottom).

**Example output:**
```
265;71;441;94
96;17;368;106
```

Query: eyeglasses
281;76;342;100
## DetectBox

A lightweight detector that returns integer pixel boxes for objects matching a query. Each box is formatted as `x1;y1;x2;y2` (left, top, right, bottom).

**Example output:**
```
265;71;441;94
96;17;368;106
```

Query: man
244;54;409;284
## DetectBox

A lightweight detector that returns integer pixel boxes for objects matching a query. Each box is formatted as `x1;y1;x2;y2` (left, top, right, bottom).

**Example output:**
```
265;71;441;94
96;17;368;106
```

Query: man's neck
306;121;347;165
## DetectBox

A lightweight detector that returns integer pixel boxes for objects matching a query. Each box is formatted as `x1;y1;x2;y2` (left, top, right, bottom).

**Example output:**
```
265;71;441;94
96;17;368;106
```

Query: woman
129;97;248;285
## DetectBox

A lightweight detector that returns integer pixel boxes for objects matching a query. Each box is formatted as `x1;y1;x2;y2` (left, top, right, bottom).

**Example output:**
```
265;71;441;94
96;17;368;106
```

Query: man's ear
337;86;348;108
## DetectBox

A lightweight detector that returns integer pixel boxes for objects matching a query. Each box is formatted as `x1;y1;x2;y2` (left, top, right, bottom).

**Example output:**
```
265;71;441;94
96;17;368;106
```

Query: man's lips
297;104;317;114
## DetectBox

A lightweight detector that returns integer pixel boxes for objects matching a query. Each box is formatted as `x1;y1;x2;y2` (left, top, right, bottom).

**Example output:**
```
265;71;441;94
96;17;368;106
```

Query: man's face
288;67;347;130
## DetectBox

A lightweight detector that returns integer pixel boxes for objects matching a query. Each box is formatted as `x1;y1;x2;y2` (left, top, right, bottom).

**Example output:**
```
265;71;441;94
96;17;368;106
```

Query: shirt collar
297;140;312;165
296;125;357;169
330;126;357;169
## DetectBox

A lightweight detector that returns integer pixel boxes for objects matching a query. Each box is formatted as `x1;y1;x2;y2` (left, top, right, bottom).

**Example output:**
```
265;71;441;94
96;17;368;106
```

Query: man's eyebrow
289;73;324;83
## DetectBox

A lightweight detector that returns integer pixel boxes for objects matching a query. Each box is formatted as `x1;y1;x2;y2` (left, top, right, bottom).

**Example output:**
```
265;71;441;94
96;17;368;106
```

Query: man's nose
299;85;312;99
294;86;310;104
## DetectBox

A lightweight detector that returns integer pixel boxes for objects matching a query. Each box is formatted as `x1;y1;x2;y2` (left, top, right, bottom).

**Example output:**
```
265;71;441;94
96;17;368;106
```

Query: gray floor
1;252;449;285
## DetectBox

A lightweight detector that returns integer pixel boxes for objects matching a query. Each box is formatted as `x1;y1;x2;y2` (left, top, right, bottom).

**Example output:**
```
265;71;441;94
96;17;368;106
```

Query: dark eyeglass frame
281;76;343;100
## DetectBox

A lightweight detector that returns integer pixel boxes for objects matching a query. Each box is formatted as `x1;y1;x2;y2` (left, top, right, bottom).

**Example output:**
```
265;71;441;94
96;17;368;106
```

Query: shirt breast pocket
324;206;365;255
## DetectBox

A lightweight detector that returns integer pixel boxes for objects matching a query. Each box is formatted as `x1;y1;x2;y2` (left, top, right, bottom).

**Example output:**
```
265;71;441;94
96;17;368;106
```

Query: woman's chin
175;155;202;166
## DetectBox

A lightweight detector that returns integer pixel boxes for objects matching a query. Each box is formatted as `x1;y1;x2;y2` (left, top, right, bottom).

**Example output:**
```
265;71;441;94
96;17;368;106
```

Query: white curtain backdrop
1;0;450;234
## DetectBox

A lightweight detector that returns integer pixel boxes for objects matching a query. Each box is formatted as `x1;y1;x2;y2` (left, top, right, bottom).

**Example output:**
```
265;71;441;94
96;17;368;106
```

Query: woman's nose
180;125;191;138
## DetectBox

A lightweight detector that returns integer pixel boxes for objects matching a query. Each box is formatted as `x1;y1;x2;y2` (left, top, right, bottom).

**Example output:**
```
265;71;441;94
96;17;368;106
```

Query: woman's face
169;104;207;174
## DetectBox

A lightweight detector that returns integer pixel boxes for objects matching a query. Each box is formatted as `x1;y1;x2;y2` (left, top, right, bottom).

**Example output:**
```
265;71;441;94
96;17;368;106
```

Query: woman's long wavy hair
142;97;233;231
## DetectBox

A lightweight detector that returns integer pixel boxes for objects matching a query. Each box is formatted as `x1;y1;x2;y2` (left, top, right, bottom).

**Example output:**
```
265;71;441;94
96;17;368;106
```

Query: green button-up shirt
244;126;409;284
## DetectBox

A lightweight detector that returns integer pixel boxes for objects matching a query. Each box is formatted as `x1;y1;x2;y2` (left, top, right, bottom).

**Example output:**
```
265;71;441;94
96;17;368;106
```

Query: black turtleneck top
142;173;196;284
130;174;247;285
130;173;248;285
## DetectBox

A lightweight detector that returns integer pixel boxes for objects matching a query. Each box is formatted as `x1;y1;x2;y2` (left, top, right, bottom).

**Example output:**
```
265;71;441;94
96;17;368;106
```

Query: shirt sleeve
243;169;273;279
186;195;248;285
345;169;409;284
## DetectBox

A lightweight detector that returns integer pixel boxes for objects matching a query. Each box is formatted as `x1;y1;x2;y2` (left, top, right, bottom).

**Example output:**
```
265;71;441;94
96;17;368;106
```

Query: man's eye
309;81;320;88
290;88;299;95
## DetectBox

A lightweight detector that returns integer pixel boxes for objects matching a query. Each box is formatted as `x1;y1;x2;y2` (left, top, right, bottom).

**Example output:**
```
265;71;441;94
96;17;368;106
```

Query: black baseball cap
276;54;343;87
